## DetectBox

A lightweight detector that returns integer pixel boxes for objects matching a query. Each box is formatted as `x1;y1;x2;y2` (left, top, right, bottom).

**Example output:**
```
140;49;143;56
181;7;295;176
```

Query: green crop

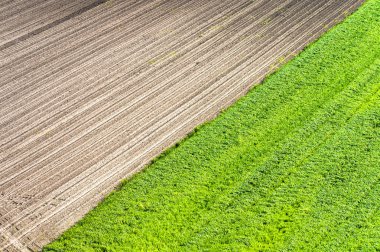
45;0;380;251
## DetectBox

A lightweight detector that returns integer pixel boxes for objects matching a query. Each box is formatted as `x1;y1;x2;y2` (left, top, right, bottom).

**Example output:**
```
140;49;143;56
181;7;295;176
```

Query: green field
45;1;380;251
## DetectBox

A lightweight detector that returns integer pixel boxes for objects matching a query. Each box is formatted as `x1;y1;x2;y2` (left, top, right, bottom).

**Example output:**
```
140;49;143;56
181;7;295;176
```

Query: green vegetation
45;1;380;251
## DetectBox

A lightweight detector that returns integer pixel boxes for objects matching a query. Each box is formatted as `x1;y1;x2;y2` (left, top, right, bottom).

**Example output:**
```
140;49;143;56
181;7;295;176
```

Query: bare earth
0;0;364;251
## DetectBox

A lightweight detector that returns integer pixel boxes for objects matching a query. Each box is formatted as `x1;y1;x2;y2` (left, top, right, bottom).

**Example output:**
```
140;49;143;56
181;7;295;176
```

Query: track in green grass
45;0;380;251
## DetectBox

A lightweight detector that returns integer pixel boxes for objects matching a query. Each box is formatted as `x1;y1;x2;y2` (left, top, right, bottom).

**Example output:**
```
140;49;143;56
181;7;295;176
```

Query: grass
45;1;380;251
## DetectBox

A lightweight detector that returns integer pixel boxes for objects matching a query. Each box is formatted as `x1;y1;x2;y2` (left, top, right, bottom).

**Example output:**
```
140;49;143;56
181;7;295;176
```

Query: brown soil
0;0;364;251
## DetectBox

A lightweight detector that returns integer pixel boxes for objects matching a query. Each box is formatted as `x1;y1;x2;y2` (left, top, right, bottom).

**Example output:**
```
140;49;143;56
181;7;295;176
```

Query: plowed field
0;0;364;251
